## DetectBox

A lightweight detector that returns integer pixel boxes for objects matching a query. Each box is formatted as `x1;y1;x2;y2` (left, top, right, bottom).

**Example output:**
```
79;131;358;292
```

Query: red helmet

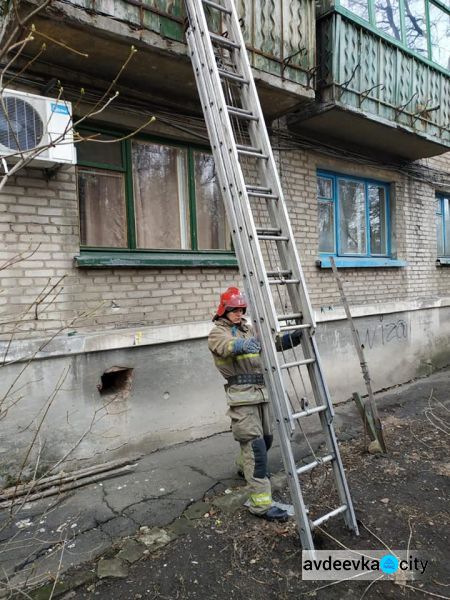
216;287;247;317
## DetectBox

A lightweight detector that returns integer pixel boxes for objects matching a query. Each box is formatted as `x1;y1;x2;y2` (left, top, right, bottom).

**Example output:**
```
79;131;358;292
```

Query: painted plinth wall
1;302;449;480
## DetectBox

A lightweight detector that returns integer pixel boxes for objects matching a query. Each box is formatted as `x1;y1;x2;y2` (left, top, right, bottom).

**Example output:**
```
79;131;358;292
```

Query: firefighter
208;286;302;523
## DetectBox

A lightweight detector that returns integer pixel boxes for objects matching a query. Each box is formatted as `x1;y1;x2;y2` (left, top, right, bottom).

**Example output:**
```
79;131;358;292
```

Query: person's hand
279;329;302;350
233;336;261;354
243;337;261;354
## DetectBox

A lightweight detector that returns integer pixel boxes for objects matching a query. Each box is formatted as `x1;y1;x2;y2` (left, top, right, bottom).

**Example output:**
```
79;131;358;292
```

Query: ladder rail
224;0;316;330
185;0;296;431
185;0;359;549
185;0;315;549
186;3;283;337
185;0;300;432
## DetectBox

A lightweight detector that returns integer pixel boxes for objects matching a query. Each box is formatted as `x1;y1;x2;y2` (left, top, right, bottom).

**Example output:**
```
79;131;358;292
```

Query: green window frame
336;0;450;72
75;127;237;268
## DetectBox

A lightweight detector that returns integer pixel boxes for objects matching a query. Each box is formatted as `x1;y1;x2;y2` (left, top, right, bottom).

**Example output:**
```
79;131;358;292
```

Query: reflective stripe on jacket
208;317;268;406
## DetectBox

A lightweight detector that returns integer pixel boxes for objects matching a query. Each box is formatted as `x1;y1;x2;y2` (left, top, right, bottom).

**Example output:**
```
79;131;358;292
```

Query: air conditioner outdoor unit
0;88;76;168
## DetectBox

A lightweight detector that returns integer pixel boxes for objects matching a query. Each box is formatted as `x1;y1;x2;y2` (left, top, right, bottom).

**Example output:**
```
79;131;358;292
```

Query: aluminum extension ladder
184;0;359;549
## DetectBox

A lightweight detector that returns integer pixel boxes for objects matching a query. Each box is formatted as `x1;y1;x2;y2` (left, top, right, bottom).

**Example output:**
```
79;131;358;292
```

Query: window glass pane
436;197;443;256
132;141;190;250
375;0;402;39
436;218;444;256
317;176;332;199
429;3;450;69
194;152;230;250
76;133;123;168
369;185;387;255
444;198;450;255
340;0;369;19
404;0;428;55
78;168;127;247
318;201;335;253
338;179;366;254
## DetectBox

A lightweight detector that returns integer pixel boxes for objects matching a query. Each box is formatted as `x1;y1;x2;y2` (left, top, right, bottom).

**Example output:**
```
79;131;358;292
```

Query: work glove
279;329;302;351
232;336;261;355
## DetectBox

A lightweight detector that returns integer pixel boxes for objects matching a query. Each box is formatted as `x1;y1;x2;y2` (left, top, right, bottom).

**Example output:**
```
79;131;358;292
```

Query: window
78;133;128;248
337;0;450;71
76;130;234;267
429;3;450;69
436;194;450;257
375;0;402;40
317;171;401;267
404;0;428;55
341;0;370;20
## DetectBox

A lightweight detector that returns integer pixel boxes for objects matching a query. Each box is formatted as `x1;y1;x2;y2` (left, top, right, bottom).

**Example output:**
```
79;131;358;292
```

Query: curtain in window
194;152;230;250
78;168;127;247
317;177;335;253
132;141;190;250
445;200;450;255
338;179;366;254
368;185;387;255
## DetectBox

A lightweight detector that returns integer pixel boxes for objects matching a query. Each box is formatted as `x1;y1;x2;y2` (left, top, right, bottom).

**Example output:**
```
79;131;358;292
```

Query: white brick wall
1;149;449;340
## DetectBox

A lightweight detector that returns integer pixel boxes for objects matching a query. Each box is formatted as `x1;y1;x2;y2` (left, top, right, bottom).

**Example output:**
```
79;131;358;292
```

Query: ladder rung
247;190;278;199
256;227;281;235
279;323;311;332
236;145;268;159
209;32;240;50
277;313;303;321
291;405;327;420
227;106;258;121
281;358;315;369
296;453;334;475
247;185;271;192
269;278;301;285
258;234;290;241
202;0;231;13
246;186;278;199
267;270;291;277
312;505;348;529
218;68;248;84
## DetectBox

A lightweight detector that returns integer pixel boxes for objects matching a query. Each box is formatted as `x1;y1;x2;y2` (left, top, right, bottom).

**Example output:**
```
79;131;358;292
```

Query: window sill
75;251;238;268
437;258;450;266
317;256;407;268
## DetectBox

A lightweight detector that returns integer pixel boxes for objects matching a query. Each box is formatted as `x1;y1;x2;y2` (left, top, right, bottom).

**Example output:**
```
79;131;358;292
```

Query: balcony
289;10;450;160
19;0;316;118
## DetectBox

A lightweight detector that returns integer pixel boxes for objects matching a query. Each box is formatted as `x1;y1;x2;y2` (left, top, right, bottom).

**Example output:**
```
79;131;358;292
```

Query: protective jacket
208;317;268;407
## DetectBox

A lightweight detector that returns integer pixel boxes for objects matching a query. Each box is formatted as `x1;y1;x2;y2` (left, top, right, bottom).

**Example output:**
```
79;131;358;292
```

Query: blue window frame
317;171;405;268
436;193;450;257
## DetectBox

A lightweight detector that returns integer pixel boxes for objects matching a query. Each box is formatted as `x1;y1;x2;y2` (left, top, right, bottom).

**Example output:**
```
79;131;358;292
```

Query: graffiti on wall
317;312;410;351
357;317;409;350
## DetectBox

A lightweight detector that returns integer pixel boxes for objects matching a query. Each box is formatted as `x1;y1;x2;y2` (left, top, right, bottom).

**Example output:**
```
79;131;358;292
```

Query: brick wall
1;148;449;340
0;167;239;340
277;148;450;308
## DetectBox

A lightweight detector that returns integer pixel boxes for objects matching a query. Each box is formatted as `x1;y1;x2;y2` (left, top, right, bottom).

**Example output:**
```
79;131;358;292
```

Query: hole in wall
97;366;134;401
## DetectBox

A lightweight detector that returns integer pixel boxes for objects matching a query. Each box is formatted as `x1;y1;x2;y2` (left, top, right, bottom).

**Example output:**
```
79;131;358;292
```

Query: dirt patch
68;393;449;600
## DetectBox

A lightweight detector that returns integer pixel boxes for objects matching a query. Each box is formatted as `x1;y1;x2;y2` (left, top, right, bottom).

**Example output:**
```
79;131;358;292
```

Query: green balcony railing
70;0;315;88
317;12;450;145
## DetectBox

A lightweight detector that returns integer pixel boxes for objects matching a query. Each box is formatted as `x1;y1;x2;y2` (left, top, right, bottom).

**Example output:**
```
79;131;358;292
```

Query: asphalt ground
1;368;449;599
